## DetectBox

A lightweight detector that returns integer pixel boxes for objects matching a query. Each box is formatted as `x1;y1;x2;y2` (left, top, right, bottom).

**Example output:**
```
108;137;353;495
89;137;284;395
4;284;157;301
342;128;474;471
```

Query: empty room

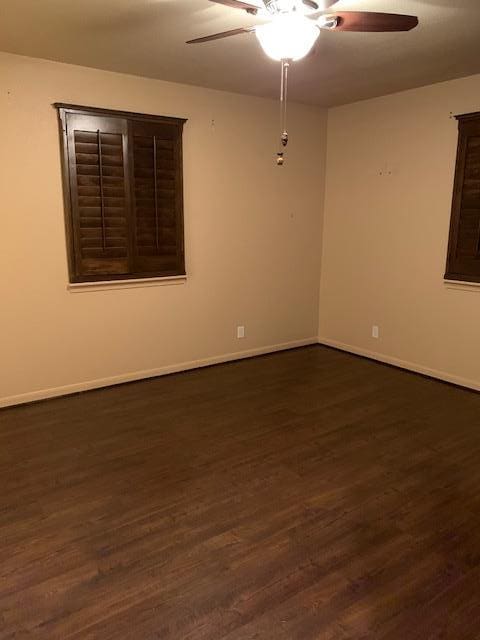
2;0;480;637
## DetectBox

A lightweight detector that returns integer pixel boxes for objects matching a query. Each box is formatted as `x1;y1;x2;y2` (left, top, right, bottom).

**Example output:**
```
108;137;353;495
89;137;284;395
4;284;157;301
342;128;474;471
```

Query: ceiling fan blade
186;27;255;44
208;0;261;13
323;11;418;32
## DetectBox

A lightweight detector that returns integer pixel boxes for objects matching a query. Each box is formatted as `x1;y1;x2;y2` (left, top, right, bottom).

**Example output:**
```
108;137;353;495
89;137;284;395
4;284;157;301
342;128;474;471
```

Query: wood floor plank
1;345;480;638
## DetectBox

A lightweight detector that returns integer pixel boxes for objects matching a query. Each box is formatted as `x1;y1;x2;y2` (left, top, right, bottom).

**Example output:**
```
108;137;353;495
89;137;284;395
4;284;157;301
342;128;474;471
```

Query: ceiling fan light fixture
255;13;319;61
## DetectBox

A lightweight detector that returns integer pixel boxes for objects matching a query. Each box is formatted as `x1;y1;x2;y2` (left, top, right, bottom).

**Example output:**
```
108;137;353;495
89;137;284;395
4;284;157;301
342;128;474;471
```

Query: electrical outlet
372;325;379;339
237;326;245;339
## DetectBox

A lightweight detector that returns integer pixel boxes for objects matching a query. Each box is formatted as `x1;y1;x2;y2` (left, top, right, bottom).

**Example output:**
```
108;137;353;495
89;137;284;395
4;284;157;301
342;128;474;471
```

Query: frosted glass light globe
256;14;320;61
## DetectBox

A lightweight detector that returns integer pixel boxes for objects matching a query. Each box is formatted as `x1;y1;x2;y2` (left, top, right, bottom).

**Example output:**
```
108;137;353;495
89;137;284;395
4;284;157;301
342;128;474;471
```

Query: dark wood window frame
55;103;187;283
445;111;480;283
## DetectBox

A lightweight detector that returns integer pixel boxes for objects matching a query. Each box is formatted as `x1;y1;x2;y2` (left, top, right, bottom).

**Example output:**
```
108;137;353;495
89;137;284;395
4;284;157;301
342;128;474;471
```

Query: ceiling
0;0;479;106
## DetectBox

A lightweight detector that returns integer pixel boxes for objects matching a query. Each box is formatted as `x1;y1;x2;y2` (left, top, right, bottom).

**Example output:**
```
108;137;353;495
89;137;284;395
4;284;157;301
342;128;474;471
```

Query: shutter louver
130;120;185;276
446;114;480;282
66;114;130;279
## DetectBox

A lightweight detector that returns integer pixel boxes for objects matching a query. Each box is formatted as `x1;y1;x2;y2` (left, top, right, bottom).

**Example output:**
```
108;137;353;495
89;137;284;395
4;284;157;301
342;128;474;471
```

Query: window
55;104;186;283
445;111;480;283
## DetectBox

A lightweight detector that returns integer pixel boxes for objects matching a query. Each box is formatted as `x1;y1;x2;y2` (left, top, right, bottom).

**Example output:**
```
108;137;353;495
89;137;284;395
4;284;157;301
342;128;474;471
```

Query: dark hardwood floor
1;345;480;639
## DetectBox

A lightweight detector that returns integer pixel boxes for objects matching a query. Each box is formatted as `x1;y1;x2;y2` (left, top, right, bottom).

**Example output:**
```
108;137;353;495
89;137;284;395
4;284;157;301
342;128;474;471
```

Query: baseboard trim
0;337;318;409
318;337;480;393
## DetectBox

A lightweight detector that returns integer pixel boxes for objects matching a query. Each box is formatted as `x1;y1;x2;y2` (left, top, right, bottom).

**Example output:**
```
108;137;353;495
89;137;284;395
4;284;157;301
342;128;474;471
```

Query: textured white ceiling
0;0;479;106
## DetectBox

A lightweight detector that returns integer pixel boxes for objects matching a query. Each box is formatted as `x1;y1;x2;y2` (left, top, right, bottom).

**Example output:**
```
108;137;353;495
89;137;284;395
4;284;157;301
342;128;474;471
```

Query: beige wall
5;49;480;407
319;73;480;390
0;51;327;406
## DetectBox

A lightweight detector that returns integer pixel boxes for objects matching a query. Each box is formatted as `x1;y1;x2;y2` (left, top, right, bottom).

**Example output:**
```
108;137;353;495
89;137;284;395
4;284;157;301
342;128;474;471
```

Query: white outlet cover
237;326;245;339
372;325;379;339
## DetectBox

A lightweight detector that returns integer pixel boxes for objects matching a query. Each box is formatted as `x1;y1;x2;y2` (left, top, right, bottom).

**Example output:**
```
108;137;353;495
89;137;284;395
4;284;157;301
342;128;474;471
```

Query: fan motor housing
263;1;300;14
263;0;318;13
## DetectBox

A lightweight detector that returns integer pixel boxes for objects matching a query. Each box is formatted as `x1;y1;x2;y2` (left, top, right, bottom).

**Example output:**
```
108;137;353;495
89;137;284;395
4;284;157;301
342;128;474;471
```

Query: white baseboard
0;337;318;409
318;337;480;393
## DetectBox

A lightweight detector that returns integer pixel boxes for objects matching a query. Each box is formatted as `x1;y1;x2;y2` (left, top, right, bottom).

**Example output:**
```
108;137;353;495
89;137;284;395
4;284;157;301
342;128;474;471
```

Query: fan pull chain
277;59;289;166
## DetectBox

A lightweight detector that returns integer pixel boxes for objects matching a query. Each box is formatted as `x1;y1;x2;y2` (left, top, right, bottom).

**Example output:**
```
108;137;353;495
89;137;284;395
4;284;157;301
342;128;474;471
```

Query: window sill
444;279;480;292
67;275;187;293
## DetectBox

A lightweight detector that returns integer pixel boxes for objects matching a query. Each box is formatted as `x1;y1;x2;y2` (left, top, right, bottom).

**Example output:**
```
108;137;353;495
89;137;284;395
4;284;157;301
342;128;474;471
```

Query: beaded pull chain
277;59;290;166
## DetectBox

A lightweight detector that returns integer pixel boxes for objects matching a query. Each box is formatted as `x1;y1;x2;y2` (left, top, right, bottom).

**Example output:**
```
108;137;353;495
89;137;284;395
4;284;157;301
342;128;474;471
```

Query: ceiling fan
187;0;419;164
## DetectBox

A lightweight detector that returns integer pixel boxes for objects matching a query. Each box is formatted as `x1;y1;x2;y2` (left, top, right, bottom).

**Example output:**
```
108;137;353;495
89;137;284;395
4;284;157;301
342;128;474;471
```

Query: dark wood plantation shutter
130;120;185;275
66;113;130;278
445;112;480;282
56;104;186;283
